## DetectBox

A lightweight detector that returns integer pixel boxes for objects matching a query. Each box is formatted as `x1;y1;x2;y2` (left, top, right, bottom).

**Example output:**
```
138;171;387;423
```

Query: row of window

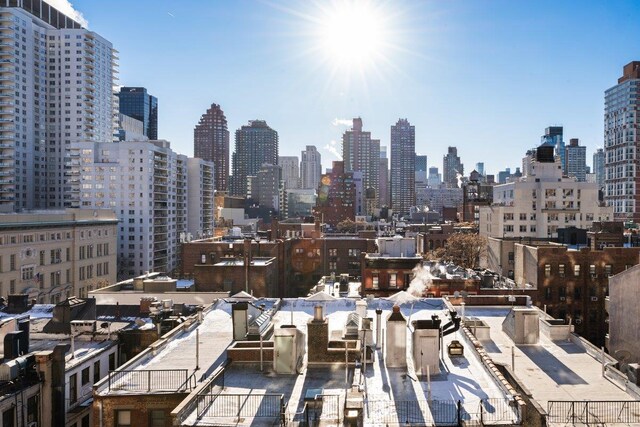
543;263;621;278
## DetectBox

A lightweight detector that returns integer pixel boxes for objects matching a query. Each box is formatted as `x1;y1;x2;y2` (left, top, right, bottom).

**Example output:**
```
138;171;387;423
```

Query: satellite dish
453;291;460;298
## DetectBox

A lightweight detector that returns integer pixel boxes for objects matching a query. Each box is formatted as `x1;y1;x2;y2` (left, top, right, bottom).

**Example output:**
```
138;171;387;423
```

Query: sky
71;0;640;176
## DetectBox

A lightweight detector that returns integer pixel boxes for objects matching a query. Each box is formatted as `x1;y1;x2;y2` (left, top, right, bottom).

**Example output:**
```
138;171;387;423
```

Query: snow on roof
385;290;419;304
305;291;337;301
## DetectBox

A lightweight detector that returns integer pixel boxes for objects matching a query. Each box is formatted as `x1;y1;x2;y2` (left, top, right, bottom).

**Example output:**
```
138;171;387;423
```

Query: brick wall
93;393;187;427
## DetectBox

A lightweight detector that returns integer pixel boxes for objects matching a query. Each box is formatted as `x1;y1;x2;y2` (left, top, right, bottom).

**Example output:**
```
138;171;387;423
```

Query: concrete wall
609;264;640;362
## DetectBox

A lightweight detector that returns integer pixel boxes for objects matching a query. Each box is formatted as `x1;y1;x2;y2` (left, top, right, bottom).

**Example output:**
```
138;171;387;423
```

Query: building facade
116;87;158;140
443;147;463;188
230;120;278;197
565;138;587;182
314;161;355;227
300;145;321;191
480;146;613;240
390;119;415;216
193;103;229;193
0;3;117;212
593;148;605;190
604;61;640;221
379;146;389;207
0;209;117;302
342;118;380;212
278;156;300;190
68;140;214;278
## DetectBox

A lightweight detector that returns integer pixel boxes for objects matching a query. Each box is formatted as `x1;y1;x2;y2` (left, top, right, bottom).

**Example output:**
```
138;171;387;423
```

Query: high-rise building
0;2;117;212
230;120;278;197
194;103;230;192
593;148;605;190
278;156;300;190
497;168;511;184
605;62;640;221
428;167;441;188
342;118;380;212
480;145;613;240
314;161;355;227
301;145;321;191
115;114;147;142
443;147;463;188
541;126;565;172
565;138;587;182
390;119;415;215
117;87;158;139
379;147;389;207
255;164;282;211
475;162;485;177
68;140;214;278
415;155;428;191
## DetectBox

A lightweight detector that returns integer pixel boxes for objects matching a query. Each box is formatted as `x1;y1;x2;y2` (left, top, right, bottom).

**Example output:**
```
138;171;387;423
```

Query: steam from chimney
456;171;464;188
407;264;434;297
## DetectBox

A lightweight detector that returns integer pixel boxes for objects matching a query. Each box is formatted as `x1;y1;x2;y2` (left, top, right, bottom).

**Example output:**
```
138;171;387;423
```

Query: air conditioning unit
591;296;598;302
559;296;566;301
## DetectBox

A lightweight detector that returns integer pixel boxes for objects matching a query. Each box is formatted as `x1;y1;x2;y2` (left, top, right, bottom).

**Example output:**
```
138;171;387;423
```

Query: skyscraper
342;118;380;212
415;154;428;193
379;147;389;207
541;126;565;172
117;87;158;139
443;147;463;188
194;103;230;192
428;167;441;188
278;156;300;190
565;138;587;182
605;62;640;220
301;145;321;191
230;120;278;197
390;119;415;215
0;1;117;212
593;148;605;190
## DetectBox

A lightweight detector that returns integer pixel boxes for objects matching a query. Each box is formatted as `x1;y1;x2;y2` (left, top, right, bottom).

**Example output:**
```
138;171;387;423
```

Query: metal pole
511;346;515;371
196;329;200;370
427;365;432;402
260;334;264;372
601;346;605;377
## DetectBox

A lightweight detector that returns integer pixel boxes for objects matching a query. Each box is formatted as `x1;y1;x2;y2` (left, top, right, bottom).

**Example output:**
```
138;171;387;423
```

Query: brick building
513;243;640;346
314;161;355;227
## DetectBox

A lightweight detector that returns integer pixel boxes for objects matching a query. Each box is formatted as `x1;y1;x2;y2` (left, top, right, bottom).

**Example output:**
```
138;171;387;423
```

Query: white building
68;140;214;278
480;147;613;239
301;145;321;190
277;155;300;190
0;2;116;212
115;113;147;142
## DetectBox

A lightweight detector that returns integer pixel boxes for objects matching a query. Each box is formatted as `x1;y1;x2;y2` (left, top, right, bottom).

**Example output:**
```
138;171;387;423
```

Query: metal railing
363;398;520;426
106;369;194;393
547;400;640;425
196;393;285;421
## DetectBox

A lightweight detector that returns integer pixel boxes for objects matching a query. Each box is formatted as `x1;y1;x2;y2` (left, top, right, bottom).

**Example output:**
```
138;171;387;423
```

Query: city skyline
73;0;640;175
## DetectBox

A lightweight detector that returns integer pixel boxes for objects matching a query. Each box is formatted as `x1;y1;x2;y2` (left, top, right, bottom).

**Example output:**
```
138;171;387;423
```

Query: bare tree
428;233;487;269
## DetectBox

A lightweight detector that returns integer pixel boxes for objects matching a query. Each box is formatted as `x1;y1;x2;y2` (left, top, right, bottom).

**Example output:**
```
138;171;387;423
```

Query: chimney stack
313;305;324;322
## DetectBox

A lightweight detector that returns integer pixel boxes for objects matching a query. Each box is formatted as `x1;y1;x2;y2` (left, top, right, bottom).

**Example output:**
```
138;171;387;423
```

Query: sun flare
315;1;389;70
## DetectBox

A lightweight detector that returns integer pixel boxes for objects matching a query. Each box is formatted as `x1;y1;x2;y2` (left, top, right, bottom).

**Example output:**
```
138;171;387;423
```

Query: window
9;254;15;271
590;264;597;278
348;249;360;257
328;248;337;257
69;373;77;403
605;264;612;276
109;352;116;371
389;273;397;288
3;407;14;427
81;366;90;385
372;274;379;289
81;414;90;427
544;264;551;277
574;265;580;277
558;264;565;277
116;410;131;427
519;225;527;232
27;395;38;424
21;266;34;281
149;410;165;427
93;361;100;383
519;213;526;221
328;261;336;271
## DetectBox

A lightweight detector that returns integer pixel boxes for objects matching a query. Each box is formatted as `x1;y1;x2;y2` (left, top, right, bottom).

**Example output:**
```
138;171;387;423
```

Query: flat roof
179;298;517;426
465;307;636;406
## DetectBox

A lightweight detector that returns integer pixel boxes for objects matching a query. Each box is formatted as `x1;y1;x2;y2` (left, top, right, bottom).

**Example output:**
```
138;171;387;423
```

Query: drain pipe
375;309;382;350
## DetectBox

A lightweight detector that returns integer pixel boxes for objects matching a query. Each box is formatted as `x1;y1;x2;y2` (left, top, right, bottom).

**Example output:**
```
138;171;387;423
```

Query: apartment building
0;209;117;302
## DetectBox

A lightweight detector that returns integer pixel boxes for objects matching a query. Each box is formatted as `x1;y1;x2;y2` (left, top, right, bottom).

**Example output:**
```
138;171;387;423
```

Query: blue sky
74;0;640;176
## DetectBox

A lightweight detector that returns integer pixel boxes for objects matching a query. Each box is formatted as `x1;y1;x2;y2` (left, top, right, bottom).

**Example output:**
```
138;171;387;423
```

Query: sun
314;1;390;70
